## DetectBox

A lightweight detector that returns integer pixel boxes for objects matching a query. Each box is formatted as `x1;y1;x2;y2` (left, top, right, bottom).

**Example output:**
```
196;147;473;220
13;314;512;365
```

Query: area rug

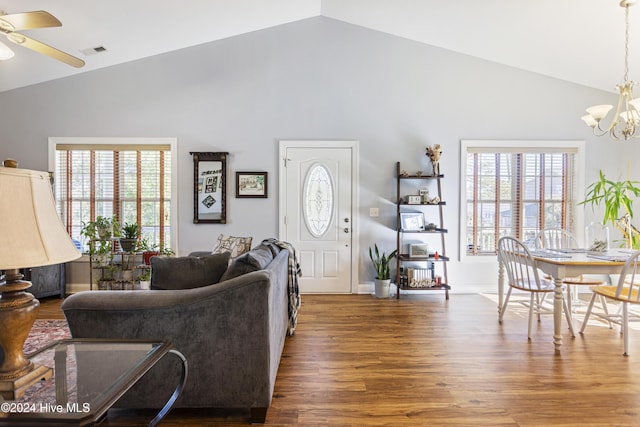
23;319;71;354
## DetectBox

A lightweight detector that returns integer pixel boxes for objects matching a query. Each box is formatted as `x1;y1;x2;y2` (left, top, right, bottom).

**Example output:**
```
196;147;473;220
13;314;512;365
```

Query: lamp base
0;269;46;400
0;364;52;400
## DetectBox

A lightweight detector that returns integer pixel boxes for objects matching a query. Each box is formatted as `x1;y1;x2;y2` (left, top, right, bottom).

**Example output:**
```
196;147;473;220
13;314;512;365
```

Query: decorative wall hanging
191;152;228;223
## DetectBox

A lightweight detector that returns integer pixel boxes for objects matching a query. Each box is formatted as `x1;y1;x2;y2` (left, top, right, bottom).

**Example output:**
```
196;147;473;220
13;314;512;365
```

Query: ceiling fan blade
0;11;61;32
7;32;84;68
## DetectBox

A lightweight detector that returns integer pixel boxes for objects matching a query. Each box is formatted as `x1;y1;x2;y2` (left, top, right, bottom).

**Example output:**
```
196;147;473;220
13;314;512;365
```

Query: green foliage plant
368;244;397;280
138;269;151;281
121;222;141;239
580;170;640;248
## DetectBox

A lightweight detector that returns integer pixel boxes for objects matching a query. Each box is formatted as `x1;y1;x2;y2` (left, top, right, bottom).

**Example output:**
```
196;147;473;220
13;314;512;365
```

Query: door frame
278;140;360;293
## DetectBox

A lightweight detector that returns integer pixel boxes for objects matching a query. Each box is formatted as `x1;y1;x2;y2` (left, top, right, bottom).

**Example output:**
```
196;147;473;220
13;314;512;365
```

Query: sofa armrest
62;270;275;410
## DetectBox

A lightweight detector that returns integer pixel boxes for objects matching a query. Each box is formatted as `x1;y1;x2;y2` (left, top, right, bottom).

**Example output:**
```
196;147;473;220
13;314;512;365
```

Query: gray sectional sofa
61;241;296;423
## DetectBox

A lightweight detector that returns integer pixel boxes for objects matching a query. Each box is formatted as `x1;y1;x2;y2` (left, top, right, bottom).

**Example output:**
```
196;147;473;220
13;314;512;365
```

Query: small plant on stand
119;222;140;252
159;243;174;257
138;236;159;265
138;268;151;290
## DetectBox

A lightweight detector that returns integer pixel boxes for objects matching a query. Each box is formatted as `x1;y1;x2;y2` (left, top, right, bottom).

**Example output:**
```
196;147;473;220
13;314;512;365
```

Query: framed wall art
236;172;267;198
191;152;228;224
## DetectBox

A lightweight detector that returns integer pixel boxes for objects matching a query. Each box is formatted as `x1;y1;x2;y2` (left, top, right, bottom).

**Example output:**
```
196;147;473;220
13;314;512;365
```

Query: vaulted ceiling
0;0;636;94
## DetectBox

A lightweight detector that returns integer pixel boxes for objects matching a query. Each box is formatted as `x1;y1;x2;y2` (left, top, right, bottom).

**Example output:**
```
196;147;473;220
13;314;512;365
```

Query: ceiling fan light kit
0;9;84;68
582;0;640;140
0;40;13;59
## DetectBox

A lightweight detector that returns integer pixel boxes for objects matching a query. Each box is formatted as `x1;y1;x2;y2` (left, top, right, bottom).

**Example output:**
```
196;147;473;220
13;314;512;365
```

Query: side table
0;339;187;426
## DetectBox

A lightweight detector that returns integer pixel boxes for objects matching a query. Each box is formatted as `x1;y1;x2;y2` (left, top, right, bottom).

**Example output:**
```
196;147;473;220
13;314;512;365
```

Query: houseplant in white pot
369;244;397;298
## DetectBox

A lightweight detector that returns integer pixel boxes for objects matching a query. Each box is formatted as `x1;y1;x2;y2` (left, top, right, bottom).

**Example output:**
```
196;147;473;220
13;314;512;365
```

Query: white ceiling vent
81;46;108;56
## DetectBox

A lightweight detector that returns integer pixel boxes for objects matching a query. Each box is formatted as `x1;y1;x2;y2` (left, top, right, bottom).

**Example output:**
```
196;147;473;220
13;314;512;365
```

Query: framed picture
400;212;425;231
191;151;228;224
236;172;268;198
407;195;422;205
409;243;429;257
419;189;430;203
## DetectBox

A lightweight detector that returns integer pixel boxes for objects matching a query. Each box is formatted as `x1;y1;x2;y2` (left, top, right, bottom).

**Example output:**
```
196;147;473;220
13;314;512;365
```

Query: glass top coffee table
0;339;187;426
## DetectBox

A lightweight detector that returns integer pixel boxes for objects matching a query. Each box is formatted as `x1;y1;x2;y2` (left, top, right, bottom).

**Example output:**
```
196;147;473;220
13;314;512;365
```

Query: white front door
279;141;358;293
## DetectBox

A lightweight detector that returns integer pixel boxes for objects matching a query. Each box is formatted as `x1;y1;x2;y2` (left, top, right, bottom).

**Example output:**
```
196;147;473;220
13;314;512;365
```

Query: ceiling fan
0;9;84;68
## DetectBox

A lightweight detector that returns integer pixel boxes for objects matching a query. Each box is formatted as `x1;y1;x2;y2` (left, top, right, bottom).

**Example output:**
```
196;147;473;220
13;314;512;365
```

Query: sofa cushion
245;244;275;269
212;234;252;258
151;252;231;290
219;245;274;282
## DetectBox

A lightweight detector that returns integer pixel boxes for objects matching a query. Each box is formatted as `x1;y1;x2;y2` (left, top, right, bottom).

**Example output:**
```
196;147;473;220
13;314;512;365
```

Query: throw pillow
244;244;274;269
150;252;231;290
219;254;260;282
218;244;275;282
211;234;252;258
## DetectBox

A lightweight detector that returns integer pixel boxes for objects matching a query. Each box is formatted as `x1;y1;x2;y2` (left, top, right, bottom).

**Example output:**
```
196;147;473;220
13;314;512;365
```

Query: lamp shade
0;166;80;270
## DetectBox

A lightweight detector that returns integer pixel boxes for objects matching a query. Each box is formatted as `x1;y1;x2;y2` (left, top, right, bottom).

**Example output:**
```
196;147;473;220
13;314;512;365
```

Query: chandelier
582;0;640;140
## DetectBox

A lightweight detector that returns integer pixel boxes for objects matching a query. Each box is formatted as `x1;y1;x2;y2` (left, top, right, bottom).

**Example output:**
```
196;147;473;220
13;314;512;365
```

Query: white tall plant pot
374;278;391;298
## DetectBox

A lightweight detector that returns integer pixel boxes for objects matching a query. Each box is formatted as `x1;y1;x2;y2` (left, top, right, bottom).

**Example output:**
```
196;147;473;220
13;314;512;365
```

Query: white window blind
55;144;171;252
464;143;578;256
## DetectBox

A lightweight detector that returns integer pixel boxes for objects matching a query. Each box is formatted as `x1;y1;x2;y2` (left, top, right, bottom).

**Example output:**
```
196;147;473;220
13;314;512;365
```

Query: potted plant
81;216;119;243
369;244;397;298
119;222;140;252
138;236;159;265
159;243;174;257
95;215;119;240
580;170;640;249
138;268;151;290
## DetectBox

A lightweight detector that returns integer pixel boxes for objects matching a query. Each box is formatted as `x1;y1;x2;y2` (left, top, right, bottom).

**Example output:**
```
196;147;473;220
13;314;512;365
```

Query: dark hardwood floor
37;293;640;426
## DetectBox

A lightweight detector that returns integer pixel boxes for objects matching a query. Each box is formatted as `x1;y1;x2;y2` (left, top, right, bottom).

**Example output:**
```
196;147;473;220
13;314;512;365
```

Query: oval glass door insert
303;163;334;237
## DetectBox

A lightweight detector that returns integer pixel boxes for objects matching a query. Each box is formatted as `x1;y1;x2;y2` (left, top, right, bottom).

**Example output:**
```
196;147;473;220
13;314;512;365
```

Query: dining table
498;248;630;353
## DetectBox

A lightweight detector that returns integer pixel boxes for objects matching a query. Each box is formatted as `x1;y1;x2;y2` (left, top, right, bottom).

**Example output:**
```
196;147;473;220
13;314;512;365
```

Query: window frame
459;139;585;262
48;137;179;254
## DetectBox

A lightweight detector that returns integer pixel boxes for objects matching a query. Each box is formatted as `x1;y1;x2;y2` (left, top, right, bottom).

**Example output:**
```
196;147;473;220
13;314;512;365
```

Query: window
461;140;585;257
49;138;177;253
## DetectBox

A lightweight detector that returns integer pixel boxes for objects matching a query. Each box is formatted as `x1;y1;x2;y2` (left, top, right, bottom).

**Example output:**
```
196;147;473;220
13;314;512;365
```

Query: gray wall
0;16;636;291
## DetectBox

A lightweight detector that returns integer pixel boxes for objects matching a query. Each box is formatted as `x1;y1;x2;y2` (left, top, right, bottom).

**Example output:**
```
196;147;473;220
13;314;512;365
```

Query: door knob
344;228;350;233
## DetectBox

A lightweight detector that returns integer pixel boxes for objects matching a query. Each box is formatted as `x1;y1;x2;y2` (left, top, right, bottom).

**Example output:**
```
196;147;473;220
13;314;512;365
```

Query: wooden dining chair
580;249;640;356
498;236;574;339
534;228;608;317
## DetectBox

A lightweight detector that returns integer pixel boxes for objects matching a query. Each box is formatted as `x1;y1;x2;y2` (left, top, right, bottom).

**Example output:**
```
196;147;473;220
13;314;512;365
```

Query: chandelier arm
594;86;627;135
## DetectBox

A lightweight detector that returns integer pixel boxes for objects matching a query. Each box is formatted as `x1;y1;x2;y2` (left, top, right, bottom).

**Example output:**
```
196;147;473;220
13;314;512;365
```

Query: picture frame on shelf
419;189;430;203
236;172;268;198
409;243;429;257
407;195;422;205
400;212;425;231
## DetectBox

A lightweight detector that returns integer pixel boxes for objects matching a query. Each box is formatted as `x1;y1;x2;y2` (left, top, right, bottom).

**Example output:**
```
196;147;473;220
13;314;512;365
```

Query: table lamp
0;160;81;399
